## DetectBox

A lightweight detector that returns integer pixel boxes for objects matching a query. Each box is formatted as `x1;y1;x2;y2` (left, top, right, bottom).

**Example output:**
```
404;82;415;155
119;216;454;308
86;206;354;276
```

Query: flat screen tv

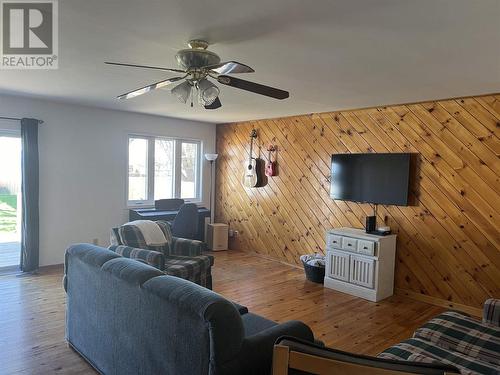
330;153;411;206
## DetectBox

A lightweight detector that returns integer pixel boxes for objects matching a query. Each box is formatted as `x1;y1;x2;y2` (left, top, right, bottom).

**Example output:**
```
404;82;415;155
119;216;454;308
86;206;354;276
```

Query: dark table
129;207;210;241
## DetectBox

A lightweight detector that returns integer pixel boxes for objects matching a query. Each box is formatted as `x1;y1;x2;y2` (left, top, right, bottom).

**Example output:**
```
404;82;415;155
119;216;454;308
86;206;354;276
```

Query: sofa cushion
378;338;499;375
102;257;164;286
66;243;121;268
413;311;500;367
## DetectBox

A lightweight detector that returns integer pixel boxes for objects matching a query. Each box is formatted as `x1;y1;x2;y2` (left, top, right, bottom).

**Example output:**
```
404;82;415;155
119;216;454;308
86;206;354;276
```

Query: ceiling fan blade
105;61;185;73
217;75;289;100
205;97;222;110
206;61;254;74
117;76;185;99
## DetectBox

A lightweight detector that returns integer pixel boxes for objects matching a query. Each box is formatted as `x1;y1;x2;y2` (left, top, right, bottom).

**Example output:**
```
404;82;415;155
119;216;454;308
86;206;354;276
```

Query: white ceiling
0;0;499;123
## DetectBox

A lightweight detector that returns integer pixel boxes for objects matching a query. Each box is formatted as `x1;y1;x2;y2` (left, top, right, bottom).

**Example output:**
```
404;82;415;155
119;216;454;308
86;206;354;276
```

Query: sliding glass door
0;132;22;269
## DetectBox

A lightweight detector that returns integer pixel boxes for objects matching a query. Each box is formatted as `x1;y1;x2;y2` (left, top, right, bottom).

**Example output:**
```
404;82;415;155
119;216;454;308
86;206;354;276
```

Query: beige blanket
125;220;166;246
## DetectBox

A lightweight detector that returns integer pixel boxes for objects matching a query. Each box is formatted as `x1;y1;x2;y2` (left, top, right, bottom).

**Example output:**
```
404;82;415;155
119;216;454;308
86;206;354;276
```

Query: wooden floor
0;250;445;374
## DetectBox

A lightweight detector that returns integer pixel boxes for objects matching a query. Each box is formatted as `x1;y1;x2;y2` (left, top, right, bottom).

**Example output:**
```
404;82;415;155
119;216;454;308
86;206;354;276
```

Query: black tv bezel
329;152;411;206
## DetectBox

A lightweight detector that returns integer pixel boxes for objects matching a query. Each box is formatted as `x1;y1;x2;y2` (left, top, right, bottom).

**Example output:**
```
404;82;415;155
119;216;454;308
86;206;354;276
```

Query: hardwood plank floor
0;250;445;374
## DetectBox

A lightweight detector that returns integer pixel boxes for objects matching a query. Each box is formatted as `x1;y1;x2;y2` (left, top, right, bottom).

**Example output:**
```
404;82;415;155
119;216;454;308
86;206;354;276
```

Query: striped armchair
379;299;500;374
110;220;207;256
109;220;214;289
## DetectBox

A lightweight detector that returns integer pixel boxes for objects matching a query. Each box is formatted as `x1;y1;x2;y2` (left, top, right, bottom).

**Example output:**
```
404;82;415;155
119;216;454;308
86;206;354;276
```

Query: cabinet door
349;255;375;289
327;251;350;282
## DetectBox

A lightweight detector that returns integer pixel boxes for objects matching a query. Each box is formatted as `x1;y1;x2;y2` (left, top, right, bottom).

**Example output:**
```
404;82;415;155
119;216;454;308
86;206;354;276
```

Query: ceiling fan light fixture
107;39;289;109
171;81;192;103
197;78;220;105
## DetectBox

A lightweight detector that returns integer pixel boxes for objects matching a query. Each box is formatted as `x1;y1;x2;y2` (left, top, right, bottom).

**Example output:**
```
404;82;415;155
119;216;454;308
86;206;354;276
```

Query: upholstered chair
109;220;213;289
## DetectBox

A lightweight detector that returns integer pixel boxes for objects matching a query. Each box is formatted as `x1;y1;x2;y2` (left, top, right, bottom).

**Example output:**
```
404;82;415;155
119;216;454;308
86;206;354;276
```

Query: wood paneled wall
215;95;500;311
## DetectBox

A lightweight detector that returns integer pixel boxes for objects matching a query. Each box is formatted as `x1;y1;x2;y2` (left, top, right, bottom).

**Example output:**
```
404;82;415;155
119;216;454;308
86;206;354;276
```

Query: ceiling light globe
171;81;192;103
198;79;220;105
202;87;219;105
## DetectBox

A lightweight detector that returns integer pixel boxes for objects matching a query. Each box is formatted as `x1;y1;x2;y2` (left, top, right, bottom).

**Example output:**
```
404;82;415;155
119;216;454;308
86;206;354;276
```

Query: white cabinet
324;228;397;302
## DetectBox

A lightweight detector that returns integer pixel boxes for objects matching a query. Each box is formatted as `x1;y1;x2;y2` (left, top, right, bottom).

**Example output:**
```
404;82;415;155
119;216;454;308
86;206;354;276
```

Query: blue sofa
64;244;315;375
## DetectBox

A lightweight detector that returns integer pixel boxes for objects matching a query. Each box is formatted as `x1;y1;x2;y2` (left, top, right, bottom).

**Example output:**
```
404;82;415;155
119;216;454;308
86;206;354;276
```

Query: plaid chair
379;299;500;375
483;299;500;327
109;220;214;289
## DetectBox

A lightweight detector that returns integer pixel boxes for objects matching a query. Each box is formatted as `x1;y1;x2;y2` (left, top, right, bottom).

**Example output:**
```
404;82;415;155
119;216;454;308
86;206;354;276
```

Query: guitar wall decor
265;144;277;177
242;129;263;188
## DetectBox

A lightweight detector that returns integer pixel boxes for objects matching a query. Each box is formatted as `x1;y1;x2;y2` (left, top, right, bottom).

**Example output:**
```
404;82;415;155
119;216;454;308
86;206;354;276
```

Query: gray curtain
20;118;40;272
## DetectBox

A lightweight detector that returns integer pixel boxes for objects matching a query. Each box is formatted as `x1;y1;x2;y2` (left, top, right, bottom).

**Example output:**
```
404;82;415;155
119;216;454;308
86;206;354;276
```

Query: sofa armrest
223;321;314;374
170;237;207;256
108;245;165;271
483;298;500;326
245;320;314;351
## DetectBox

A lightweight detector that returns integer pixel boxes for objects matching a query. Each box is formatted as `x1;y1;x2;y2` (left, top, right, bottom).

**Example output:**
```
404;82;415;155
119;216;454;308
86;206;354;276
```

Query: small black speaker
365;216;376;233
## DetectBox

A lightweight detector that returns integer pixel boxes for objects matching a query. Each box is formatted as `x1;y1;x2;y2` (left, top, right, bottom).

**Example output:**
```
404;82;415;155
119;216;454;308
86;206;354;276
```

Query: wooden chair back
272;337;459;375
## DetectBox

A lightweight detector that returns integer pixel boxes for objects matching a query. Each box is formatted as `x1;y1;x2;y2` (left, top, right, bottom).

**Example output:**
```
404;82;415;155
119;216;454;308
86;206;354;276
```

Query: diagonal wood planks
215;94;500;310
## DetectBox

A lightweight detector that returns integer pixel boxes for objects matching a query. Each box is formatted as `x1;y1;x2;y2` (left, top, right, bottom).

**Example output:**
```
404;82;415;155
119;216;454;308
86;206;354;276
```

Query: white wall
0;94;216;266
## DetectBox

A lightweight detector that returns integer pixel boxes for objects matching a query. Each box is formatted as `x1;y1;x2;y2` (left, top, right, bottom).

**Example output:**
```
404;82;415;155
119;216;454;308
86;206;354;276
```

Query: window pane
180;142;198;199
128;138;148;201
154;139;175;200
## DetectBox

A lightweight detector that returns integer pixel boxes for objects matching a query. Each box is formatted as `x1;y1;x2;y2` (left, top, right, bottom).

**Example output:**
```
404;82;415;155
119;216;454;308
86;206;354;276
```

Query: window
180;141;199;199
154;139;175;200
127;135;201;206
128;137;149;201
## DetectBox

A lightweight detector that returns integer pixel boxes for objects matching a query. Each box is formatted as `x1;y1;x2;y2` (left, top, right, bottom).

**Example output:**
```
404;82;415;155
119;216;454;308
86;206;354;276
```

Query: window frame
126;134;202;208
0;121;21;137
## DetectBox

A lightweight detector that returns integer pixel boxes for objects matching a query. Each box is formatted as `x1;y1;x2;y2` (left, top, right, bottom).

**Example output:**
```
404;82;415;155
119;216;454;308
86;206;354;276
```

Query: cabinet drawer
357;240;375;256
326;233;342;248
342;237;357;251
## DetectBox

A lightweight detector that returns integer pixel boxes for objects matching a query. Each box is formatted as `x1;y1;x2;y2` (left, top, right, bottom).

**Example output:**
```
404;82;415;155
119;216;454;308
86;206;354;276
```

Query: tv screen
330;153;411;206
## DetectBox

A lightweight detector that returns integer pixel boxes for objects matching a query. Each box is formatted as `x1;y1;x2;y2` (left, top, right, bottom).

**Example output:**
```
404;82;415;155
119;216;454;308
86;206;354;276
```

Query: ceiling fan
105;40;289;110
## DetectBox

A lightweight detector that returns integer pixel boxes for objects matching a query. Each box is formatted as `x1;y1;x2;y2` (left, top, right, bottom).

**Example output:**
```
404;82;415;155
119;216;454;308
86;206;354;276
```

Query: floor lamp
205;153;218;224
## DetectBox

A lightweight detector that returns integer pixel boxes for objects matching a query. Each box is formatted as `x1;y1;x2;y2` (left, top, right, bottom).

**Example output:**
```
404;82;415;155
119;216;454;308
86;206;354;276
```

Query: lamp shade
205;153;218;161
198;79;220;105
171;81;192;103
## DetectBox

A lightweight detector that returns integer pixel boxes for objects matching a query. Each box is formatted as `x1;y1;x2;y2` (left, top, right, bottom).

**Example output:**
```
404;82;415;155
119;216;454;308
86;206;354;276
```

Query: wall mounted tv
330;153;411;206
